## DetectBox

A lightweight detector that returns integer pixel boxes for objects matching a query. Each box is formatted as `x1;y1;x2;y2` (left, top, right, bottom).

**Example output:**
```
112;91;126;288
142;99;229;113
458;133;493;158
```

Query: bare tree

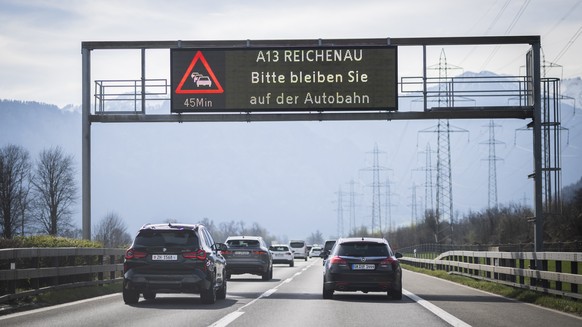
307;230;324;246
0;145;32;238
31;146;77;236
93;212;132;247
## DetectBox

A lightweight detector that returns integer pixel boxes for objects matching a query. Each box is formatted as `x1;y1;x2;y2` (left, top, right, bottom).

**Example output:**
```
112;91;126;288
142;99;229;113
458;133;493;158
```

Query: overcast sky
1;0;582;107
1;0;581;241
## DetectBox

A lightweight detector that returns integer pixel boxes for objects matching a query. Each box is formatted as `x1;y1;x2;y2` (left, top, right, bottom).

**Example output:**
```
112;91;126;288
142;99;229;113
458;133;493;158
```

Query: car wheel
322;284;334;299
200;282;217;304
388;286;402;300
143;291;156;301
304;257;307;261
289;260;294;267
262;267;272;281
122;282;139;304
217;279;227;300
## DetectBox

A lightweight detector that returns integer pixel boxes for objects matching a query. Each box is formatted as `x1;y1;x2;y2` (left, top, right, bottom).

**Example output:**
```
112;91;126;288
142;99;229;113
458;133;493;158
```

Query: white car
289;240;308;261
269;244;294;267
309;246;322;258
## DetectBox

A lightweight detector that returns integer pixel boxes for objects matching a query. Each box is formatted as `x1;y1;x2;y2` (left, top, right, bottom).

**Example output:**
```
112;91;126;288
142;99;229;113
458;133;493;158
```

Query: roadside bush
0;235;101;249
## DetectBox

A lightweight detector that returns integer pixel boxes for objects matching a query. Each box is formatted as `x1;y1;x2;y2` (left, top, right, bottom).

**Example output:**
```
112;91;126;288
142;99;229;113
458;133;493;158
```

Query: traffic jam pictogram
175;51;224;94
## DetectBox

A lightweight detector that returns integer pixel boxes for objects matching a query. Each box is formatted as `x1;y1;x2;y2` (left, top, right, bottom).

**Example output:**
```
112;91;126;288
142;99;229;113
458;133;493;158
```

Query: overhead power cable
552;25;582;64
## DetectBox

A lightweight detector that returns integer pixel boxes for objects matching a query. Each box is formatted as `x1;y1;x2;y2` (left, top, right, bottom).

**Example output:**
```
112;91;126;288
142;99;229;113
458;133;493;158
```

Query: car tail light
329;256;348;266
125;249;147;259
196;249;207;260
379;257;398;270
183;249;207;260
253;250;267;255
221;250;233;255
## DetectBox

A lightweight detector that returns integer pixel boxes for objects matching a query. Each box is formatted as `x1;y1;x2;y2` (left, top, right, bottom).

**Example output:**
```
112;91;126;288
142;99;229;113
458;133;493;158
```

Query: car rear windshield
134;230;199;248
324;241;336;251
227;239;260;247
337;242;389;257
270;246;289;251
290;242;305;248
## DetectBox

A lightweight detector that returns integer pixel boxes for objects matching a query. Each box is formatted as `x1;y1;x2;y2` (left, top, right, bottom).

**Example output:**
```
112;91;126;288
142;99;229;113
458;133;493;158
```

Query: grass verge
0;282;122;316
34;282;122;306
402;264;582;317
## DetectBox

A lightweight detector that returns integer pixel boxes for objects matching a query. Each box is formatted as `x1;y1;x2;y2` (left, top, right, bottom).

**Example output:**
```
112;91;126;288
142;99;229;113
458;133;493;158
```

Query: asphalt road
1;258;580;327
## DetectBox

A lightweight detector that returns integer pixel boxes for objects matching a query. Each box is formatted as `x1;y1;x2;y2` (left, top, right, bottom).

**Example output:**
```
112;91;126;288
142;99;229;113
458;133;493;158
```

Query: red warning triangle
175;51;224;94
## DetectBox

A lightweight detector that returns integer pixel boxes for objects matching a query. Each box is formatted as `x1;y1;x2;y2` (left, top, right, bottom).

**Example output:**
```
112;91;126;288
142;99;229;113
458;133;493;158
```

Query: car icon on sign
196;76;212;87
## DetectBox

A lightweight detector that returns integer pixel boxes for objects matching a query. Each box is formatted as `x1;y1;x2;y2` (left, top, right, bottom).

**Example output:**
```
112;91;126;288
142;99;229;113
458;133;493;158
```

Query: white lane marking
403;289;472;327
262;288;277;297
209;311;245;327
282;277;293;284
209;260;318;327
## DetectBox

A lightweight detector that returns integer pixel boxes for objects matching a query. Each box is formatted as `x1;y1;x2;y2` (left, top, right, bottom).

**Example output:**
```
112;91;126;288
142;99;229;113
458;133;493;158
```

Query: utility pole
347;179;358;234
335;186;344;237
418;49;468;243
384;177;396;233
481;120;504;209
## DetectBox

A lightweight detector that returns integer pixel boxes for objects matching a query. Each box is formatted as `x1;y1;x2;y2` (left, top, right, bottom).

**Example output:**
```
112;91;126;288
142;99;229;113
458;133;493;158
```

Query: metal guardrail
94;79;169;114
400;251;582;300
0;248;125;303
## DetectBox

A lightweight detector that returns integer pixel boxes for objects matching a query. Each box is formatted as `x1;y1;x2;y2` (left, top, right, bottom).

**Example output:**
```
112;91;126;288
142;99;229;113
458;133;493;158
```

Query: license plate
274;253;284;257
152;254;177;261
352;264;375;270
235;251;250;255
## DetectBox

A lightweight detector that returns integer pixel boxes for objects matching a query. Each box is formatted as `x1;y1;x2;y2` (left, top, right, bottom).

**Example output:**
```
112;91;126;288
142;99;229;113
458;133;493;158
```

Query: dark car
222;236;273;280
122;223;227;304
320;239;337;259
322;237;403;300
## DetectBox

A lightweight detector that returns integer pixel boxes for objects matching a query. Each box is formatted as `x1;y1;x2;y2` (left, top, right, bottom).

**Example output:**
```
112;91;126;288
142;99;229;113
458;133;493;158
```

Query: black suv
322;237;403;300
123;223;227;304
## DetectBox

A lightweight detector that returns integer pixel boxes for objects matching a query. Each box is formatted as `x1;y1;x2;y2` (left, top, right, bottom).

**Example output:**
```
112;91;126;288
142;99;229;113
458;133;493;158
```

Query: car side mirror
321;250;329;259
395;252;403;259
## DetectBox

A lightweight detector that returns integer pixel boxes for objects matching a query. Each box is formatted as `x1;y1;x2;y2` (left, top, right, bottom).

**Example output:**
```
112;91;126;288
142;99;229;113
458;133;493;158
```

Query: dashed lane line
403;289;472;327
209;261;318;327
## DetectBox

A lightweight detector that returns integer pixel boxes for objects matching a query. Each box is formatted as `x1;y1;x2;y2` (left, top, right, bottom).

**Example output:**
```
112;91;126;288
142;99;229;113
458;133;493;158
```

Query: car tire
217;279;227;300
388;286;402;300
322;284;334;299
122;283;139;304
289;260;294;267
262;267;273;281
200;282;217;304
304;257;307;261
143;291;156;301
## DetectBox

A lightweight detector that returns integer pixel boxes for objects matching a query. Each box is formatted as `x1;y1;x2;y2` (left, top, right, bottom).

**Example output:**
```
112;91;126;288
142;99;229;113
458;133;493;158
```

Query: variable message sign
171;46;397;113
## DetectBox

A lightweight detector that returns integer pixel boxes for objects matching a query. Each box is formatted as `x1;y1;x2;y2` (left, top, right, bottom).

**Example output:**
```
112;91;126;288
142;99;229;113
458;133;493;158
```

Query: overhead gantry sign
81;36;544;256
171;46;397;112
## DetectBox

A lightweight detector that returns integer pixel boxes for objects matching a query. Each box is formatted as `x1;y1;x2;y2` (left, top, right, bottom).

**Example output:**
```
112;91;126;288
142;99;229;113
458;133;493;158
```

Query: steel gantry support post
532;39;544;253
82;47;91;240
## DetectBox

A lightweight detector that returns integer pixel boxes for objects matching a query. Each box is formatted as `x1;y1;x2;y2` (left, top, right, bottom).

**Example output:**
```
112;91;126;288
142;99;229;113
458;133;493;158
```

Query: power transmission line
419;50;469;243
480;120;504;209
360;143;390;234
553;25;582;64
